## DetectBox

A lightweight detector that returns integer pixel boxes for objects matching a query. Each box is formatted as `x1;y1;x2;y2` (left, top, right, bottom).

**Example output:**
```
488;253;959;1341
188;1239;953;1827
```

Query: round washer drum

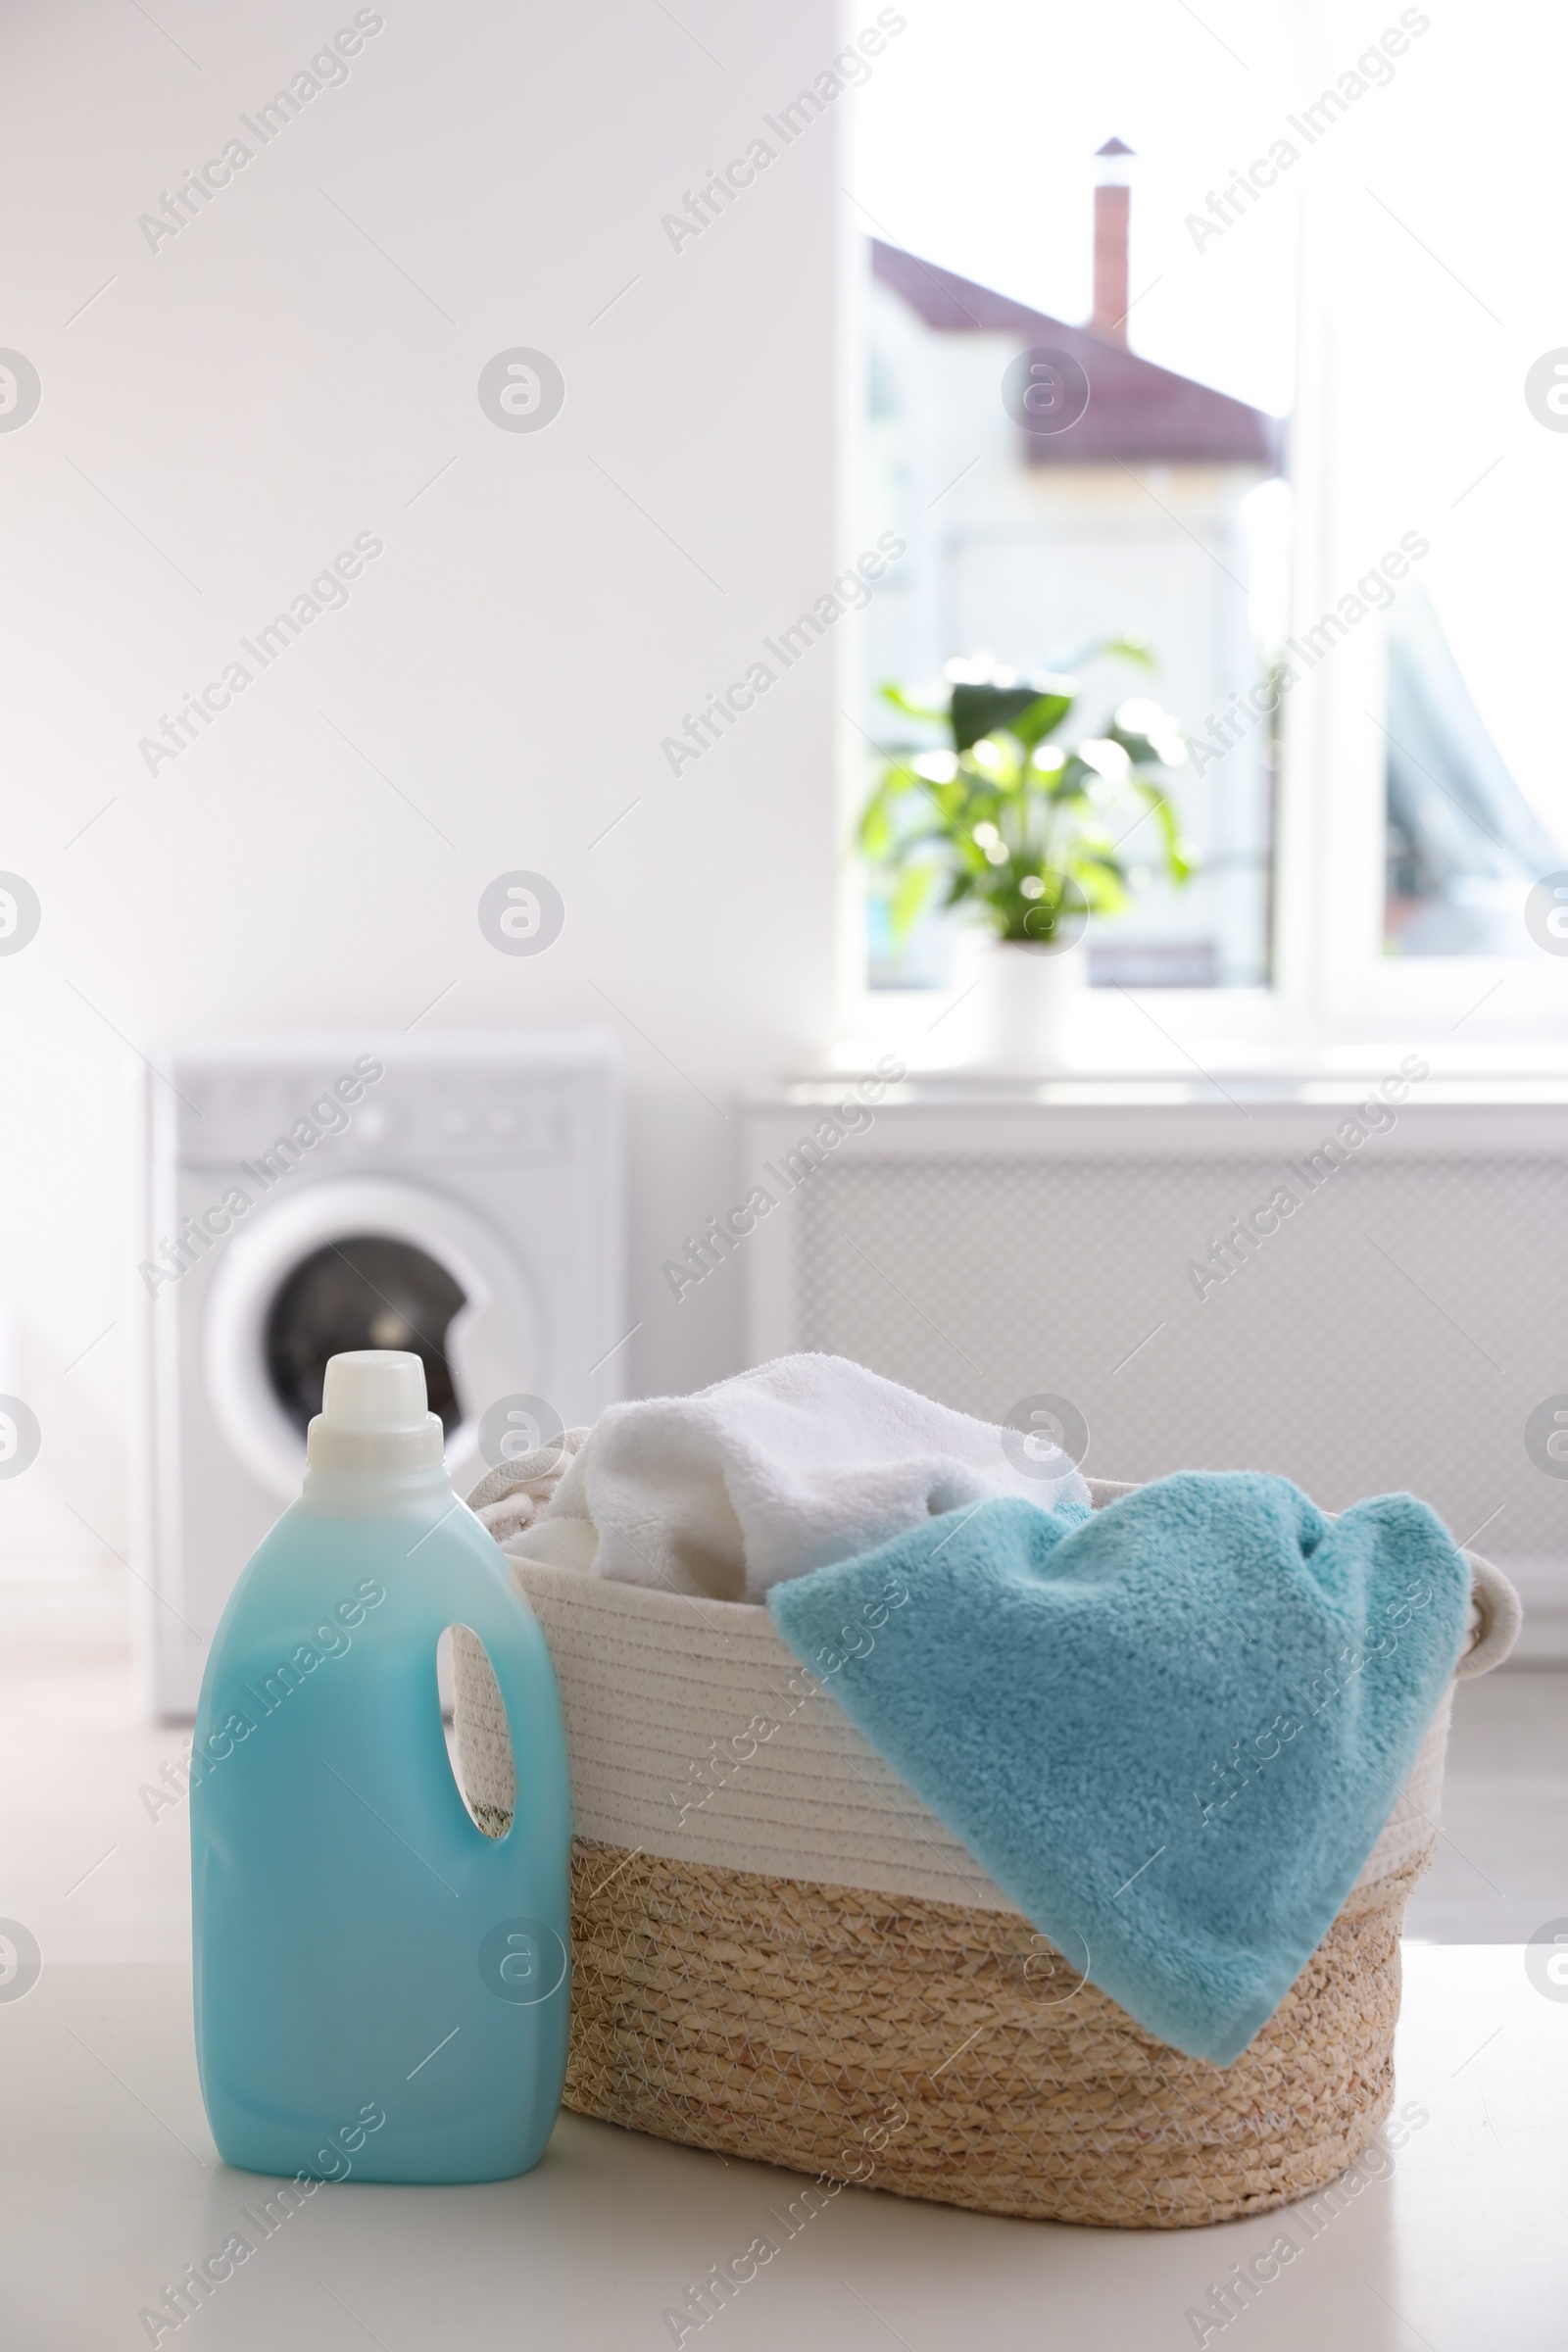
265;1234;467;1438
203;1175;544;1500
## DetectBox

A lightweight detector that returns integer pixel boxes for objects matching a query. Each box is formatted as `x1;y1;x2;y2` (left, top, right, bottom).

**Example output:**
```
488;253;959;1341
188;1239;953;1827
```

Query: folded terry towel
767;1472;1470;2064
507;1352;1091;1602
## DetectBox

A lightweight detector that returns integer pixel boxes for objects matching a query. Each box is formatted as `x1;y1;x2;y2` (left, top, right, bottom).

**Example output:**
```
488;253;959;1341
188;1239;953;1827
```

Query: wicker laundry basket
452;1477;1520;2229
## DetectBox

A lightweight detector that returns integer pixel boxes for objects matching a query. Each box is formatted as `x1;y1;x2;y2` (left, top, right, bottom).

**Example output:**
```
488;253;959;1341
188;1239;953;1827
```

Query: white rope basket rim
453;1468;1519;1909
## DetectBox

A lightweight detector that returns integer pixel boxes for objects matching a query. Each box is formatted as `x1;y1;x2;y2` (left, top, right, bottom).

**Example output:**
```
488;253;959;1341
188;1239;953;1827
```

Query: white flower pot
949;930;1088;1072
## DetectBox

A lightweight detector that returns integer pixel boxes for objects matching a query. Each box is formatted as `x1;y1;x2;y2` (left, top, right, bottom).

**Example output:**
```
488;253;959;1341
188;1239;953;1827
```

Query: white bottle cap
307;1349;445;1473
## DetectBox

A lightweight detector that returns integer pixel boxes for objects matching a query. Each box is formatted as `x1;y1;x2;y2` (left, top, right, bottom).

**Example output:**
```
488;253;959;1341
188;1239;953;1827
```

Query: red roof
872;239;1284;469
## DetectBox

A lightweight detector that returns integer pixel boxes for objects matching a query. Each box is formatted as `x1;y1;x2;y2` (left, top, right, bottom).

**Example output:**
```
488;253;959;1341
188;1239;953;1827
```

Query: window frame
839;172;1568;1064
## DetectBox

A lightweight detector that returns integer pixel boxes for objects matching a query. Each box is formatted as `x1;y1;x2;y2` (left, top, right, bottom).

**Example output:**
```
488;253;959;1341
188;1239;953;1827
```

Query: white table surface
2;1947;1564;2351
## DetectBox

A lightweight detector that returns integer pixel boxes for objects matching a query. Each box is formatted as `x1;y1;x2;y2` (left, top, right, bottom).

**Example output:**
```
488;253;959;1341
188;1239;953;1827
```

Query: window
848;0;1568;1042
853;0;1299;1000
1294;9;1568;1033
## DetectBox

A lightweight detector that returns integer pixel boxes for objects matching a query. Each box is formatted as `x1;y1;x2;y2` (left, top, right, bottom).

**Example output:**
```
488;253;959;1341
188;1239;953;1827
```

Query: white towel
495;1352;1091;1603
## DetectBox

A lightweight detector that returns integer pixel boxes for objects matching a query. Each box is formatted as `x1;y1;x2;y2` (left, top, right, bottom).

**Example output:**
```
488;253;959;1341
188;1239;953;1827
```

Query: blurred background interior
0;0;1564;1968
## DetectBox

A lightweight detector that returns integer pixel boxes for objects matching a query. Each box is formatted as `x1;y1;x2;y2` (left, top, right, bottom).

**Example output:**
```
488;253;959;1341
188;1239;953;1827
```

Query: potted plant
858;645;1195;1068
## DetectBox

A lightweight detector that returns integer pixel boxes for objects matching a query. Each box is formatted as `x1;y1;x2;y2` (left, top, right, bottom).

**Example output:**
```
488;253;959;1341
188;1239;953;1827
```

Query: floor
2;1554;1566;1963
6;1948;1565;2351
1403;1660;1568;1943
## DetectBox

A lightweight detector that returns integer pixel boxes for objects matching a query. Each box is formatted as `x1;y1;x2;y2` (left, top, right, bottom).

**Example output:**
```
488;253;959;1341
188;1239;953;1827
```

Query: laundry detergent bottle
190;1350;570;2184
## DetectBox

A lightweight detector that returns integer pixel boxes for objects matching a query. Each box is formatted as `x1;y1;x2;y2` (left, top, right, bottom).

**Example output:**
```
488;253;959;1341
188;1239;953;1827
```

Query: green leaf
889;862;937;940
1135;779;1198;884
858;797;894;858
1007;691;1075;750
1052;763;1094;799
879;682;948;725
1070;861;1131;913
1110;699;1188;771
860;648;1191;940
856;767;918;857
951;682;1048;753
1054;631;1157;677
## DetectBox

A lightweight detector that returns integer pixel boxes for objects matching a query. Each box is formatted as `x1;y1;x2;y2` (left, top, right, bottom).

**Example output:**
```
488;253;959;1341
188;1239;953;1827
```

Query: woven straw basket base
565;1838;1430;2230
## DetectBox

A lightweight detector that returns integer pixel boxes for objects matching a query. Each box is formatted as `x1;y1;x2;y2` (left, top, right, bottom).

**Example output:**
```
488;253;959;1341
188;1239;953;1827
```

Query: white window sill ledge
816;993;1568;1090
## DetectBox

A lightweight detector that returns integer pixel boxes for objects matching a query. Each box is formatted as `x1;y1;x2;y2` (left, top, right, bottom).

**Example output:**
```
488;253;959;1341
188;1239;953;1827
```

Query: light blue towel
767;1473;1469;2065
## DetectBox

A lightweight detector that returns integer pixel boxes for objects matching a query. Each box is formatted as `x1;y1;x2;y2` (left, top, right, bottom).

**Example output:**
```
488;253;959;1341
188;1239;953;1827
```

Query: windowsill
821;981;1568;1089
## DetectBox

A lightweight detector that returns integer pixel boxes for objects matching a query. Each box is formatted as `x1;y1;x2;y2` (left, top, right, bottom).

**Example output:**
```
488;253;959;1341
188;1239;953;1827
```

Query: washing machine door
203;1176;543;1499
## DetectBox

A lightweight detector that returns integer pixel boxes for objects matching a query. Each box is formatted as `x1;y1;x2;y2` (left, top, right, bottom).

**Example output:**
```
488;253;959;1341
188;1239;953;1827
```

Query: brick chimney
1092;137;1134;344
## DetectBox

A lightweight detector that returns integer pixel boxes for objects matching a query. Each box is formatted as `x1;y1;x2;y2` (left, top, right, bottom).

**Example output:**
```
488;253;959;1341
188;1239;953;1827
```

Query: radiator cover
742;1083;1568;1619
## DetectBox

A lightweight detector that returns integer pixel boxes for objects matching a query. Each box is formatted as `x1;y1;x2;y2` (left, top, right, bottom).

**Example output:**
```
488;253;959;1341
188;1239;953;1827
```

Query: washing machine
132;1032;624;1717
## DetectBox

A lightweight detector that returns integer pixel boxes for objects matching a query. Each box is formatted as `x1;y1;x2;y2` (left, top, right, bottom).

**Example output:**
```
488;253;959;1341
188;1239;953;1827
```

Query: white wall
0;0;846;1561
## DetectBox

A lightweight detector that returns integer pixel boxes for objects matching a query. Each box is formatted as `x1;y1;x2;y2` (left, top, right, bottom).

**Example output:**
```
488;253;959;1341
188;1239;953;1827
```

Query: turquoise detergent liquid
190;1351;570;2184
